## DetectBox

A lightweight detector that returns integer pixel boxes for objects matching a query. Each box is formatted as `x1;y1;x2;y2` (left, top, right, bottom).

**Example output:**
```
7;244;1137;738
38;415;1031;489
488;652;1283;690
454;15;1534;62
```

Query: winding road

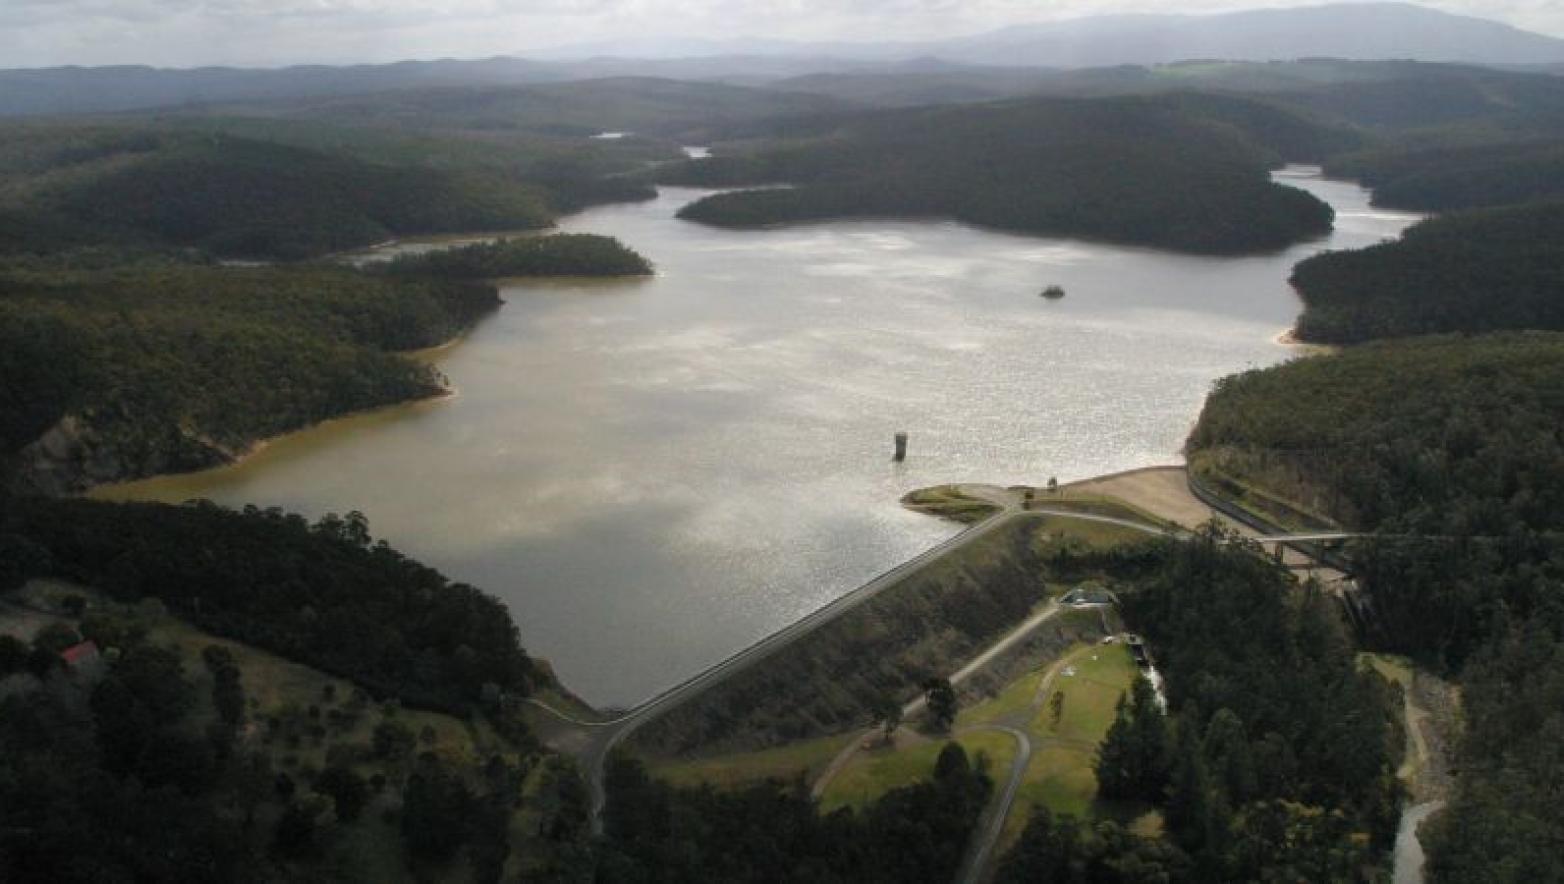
527;475;1342;860
527;487;1173;831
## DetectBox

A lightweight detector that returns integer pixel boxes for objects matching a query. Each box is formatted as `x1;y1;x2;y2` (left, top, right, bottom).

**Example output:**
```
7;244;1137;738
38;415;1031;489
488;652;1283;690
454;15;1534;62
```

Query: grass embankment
901;485;1001;524
820;730;1019;814
903;483;1180;534
637;505;1155;822
649;733;857;791
627;513;1147;763
1001;644;1143;842
810;640;1143;842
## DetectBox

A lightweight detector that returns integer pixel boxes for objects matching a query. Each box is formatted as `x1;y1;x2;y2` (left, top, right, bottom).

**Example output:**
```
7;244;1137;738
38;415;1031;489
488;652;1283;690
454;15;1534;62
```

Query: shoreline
1274;326;1339;356
81;332;474;501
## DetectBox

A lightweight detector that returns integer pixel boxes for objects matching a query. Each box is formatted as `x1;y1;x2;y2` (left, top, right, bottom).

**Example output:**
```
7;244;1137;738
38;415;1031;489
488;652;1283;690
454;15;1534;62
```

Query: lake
96;168;1419;707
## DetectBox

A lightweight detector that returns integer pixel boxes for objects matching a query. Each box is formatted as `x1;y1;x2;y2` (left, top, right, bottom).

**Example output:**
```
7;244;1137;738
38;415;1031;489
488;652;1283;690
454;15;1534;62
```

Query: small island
381;233;654;279
1040;284;1066;300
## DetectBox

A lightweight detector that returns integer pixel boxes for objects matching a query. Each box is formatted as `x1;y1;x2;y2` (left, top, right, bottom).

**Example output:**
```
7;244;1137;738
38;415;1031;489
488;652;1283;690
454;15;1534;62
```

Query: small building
59;640;103;677
1060;583;1119;608
1125;634;1153;668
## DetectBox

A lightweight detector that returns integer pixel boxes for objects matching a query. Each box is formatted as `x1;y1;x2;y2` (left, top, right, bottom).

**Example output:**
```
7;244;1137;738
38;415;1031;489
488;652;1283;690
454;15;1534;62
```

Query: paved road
954;726;1032;884
530;493;1039;830
950;641;1109;884
528;481;1335;842
811;598;1070;802
528;493;1176;831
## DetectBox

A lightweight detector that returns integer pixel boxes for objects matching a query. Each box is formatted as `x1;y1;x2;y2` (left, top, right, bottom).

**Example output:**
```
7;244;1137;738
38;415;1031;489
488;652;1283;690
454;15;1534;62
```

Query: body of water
97;168;1419;706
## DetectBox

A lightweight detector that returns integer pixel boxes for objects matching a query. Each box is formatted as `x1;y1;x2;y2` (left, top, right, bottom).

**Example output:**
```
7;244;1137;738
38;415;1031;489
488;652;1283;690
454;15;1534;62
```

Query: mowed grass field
819;729;1020;814
996;642;1142;844
648;732;857;790
810;640;1139;824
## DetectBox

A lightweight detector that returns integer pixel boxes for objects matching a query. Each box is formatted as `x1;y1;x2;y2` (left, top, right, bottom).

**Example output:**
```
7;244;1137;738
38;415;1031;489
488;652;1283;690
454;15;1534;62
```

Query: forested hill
1289;200;1564;343
220;77;854;143
1324;140;1564;212
0;263;500;494
380;234;653;279
0;128;553;261
3;497;549;711
670;94;1343;254
1185;332;1564;880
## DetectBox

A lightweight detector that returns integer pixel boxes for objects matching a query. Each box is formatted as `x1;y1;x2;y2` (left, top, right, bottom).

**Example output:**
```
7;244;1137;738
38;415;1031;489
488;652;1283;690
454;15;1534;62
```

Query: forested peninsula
1291;201;1564;343
381;234;653;279
668;94;1343;254
0;262;502;495
1324;140;1564;212
0;122;661;494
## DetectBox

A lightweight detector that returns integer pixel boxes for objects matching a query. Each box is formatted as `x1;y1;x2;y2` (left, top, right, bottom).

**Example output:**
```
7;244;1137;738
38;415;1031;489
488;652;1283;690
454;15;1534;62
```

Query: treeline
1275;64;1564;136
3;636;272;880
1325;140;1564;212
0;262;498;493
0;606;568;881
1186;333;1564;880
1002;531;1403;881
2;131;554;260
382;233;653;279
2;497;544;710
1290;201;1564;343
599;742;990;883
671;93;1338;254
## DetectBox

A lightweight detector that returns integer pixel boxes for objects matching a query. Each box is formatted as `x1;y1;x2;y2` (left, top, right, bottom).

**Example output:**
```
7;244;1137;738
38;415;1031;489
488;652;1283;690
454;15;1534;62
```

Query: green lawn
958;667;1048;728
1360;652;1413;690
648;732;857;790
965;642;1141;848
820;730;1019;814
1008;744;1100;837
1032;494;1183;534
1030;515;1155;550
1034;643;1140;744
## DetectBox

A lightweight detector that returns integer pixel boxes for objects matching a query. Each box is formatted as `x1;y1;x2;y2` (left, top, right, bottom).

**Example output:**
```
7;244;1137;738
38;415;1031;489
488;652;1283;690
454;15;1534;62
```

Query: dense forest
2;497;543;711
599;743;991;883
0;129;552;260
216;77;854;144
0;261;500;493
1289;201;1564;343
382;234;653;279
670;94;1339;254
991;530;1402;881
0;501;594;881
1187;333;1564;880
1273;64;1564;136
1325;139;1564;211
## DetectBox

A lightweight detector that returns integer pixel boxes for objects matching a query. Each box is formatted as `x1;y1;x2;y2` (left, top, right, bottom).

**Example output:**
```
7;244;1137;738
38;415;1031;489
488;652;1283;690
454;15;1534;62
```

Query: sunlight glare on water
97;168;1419;706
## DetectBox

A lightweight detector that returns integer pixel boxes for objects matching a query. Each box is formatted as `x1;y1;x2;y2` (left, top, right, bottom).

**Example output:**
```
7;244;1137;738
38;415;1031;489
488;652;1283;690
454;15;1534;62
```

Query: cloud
1;0;1560;67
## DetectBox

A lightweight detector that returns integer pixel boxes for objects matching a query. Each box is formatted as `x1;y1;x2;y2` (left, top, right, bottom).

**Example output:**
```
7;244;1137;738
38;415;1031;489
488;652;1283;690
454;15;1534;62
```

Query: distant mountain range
1;2;1561;117
545;3;1564;66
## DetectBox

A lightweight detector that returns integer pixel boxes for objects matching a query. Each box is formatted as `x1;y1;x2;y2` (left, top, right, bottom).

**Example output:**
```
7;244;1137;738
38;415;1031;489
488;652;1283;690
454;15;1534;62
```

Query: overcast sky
4;0;1561;69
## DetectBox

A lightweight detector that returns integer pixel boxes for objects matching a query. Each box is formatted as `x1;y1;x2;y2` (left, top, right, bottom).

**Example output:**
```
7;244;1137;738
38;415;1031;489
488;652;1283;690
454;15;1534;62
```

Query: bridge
1253;531;1361;543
